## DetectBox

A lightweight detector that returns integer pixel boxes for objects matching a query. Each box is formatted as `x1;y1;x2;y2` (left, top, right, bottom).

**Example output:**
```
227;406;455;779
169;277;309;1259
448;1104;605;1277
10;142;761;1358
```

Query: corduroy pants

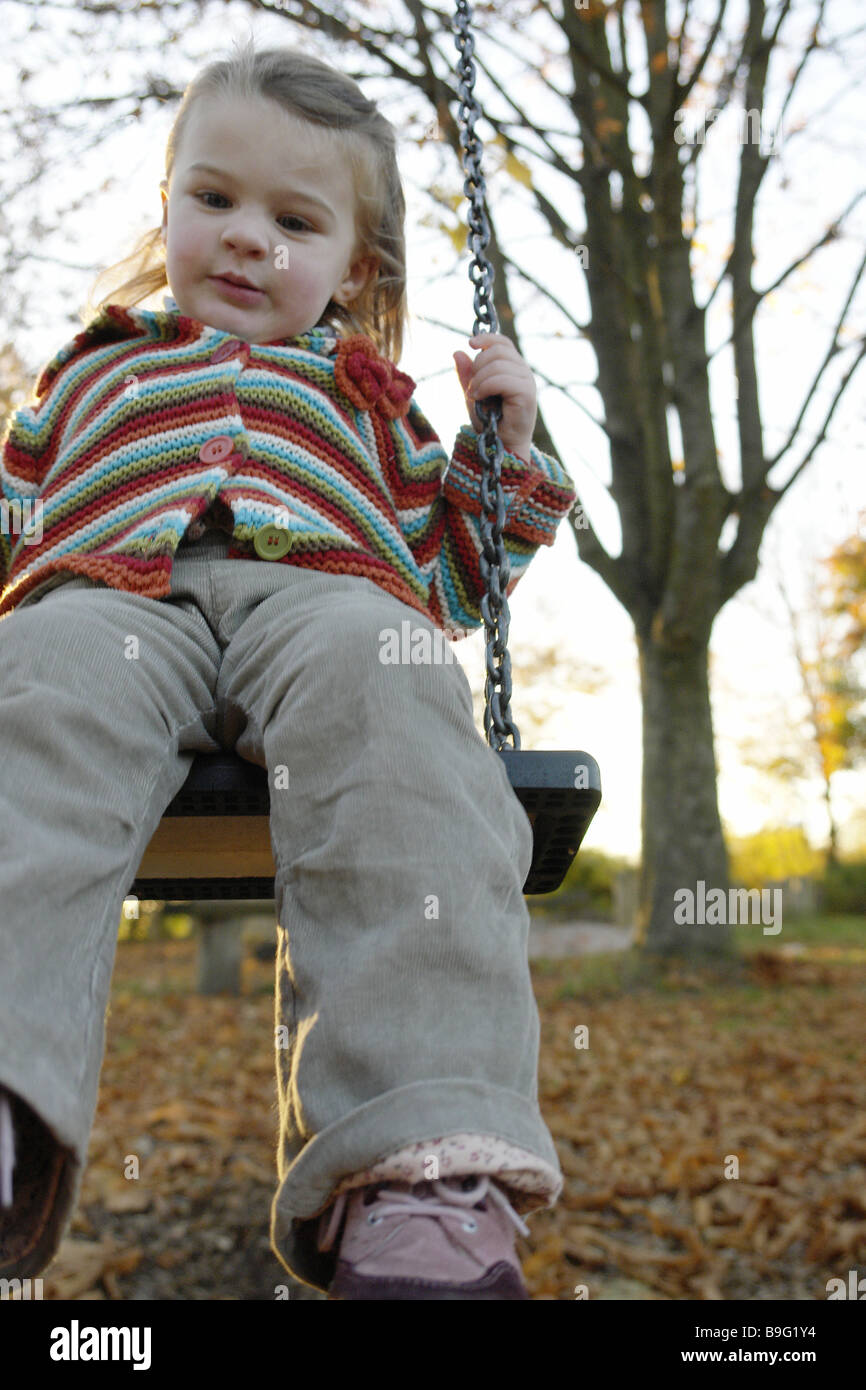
0;527;561;1292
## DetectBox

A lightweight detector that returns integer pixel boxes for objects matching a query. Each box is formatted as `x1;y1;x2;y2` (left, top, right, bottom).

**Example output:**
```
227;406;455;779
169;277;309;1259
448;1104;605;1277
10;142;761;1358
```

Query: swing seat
129;748;601;901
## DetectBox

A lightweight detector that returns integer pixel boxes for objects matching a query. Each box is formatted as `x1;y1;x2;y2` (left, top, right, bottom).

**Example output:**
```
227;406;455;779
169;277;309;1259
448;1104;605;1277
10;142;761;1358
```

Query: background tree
3;0;865;956
733;545;864;867
821;526;866;755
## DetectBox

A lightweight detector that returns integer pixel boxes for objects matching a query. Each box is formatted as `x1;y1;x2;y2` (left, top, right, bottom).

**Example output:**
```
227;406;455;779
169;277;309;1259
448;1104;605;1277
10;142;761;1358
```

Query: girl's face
160;94;377;343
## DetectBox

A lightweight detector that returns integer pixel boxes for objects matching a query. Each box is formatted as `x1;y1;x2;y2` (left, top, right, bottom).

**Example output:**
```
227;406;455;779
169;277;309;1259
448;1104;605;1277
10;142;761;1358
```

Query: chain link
453;0;521;752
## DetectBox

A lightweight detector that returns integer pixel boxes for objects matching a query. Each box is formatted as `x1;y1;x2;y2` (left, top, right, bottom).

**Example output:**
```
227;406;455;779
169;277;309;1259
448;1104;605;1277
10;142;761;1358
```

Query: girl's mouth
210;276;265;304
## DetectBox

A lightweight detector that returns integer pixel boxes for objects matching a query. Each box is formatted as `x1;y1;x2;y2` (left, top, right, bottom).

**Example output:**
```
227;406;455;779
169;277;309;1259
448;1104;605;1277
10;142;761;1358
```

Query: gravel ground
528;921;632;958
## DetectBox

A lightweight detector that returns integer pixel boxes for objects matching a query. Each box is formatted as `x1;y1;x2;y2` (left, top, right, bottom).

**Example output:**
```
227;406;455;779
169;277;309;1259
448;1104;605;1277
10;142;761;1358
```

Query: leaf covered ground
36;939;866;1301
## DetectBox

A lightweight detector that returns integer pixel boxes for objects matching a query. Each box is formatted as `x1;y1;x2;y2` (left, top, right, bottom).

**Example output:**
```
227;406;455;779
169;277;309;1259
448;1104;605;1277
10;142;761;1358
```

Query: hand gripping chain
453;0;521;752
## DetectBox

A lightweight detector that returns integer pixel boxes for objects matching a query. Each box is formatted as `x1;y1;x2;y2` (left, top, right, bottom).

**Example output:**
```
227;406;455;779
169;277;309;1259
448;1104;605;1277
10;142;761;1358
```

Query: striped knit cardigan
0;304;576;633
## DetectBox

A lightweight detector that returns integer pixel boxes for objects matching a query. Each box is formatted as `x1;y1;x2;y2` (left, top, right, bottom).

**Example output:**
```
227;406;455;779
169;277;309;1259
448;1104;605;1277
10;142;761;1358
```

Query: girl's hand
453;333;537;463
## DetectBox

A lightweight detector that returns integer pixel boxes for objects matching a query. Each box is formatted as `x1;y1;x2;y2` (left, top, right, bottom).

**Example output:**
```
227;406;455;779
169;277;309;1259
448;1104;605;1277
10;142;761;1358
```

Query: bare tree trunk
636;633;732;957
822;776;839;869
196;915;243;995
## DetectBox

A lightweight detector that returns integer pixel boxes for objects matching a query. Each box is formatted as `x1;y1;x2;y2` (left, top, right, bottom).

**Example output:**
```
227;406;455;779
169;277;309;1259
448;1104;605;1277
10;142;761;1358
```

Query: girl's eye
197;193;309;231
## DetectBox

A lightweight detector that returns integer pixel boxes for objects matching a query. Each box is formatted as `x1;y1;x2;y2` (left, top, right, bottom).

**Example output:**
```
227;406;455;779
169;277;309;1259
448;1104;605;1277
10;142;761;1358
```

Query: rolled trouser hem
0;983;108;1160
269;1078;561;1293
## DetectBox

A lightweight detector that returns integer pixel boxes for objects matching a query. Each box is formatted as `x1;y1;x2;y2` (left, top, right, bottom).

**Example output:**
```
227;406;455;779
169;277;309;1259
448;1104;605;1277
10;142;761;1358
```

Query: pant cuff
269;1077;562;1291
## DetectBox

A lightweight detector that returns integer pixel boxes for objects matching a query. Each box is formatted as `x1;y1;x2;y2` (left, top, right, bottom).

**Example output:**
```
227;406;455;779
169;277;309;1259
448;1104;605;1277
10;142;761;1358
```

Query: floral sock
326;1132;562;1217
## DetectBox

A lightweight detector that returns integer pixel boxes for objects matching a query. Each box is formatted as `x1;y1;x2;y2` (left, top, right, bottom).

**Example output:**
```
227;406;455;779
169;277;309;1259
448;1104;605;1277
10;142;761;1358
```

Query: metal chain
453;0;521;752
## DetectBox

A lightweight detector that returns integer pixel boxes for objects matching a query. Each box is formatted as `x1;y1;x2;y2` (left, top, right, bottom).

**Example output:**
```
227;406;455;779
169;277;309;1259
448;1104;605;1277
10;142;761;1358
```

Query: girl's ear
334;254;379;308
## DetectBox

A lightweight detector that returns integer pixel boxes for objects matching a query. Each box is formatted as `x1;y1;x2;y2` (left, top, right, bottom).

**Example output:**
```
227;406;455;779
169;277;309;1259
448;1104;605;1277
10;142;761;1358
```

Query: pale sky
6;1;866;861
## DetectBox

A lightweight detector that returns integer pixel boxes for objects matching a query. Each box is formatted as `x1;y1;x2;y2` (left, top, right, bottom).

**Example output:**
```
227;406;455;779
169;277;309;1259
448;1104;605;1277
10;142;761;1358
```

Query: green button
254;524;291;560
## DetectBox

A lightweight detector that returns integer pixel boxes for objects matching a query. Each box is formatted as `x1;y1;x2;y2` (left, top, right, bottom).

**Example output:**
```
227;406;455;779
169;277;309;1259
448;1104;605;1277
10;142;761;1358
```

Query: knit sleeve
0;355;70;598
0;478;9;595
385;397;577;637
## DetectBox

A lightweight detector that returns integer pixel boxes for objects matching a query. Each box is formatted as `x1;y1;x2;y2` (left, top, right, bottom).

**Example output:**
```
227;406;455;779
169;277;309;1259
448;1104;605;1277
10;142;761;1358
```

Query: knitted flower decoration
334;335;414;419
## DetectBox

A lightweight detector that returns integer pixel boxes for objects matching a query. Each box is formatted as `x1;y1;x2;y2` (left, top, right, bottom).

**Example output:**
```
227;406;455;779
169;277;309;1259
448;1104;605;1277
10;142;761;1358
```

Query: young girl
0;39;577;1301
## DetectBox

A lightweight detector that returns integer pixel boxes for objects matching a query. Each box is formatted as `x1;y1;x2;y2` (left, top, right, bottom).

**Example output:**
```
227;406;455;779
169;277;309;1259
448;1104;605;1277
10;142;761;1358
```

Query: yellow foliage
726;826;824;887
504;149;534;189
596;117;624;141
489;133;534;191
428;183;466;214
417;212;467;255
646;263;663;319
444;222;468;255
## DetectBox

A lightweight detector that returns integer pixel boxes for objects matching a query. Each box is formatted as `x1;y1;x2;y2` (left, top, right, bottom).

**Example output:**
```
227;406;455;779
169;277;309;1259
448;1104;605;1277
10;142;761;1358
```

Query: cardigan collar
157;295;339;352
35;298;341;396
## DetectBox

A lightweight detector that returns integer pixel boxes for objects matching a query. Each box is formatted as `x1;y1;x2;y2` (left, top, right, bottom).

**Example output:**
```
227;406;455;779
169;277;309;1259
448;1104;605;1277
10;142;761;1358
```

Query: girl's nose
220;217;269;256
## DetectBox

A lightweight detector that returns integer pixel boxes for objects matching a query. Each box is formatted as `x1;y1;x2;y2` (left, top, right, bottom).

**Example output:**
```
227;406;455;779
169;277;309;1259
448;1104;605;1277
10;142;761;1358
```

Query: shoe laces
0;1092;15;1208
318;1174;530;1253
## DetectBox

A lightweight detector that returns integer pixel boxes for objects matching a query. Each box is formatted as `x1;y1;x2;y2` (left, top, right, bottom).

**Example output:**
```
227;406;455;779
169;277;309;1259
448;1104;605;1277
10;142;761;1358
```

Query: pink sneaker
318;1175;532;1300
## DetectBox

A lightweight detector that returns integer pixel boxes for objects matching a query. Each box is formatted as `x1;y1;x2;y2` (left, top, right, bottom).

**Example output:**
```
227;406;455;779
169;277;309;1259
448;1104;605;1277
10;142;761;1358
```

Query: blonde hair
83;37;408;362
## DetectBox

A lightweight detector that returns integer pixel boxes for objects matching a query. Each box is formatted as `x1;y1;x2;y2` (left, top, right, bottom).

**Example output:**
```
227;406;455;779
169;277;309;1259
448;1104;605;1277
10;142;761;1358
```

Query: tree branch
705;188;866;361
496;251;590;338
556;3;639;106
674;0;695;85
773;0;827;139
768;245;866;469
774;337;866;499
729;0;776;493
676;0;730;106
464;51;587;190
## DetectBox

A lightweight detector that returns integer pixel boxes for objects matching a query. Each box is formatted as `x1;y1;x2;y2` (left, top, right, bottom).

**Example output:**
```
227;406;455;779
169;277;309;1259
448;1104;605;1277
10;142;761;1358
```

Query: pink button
211;339;247;363
199;436;235;463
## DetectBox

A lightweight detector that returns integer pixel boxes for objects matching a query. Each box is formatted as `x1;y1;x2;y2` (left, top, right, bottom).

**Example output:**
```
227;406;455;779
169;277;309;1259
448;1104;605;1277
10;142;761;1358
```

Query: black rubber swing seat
129;748;601;901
